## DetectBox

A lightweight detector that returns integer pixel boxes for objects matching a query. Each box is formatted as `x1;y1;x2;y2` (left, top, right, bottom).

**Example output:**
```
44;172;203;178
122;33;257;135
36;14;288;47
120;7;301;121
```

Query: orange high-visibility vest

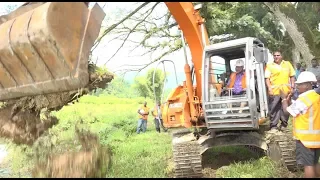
152;105;163;119
228;72;246;89
139;106;149;120
152;105;159;117
293;90;320;148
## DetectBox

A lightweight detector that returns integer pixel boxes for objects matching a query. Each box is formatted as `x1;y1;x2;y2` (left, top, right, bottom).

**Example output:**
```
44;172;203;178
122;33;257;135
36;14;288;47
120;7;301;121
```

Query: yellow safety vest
293;90;320;148
139;106;149;120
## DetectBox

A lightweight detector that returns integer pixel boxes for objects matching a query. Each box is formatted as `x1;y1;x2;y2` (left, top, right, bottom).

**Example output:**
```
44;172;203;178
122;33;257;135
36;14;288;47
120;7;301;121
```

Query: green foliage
201;2;286;52
145;68;165;102
95;66;112;76
103;76;137;98
133;76;150;99
133;68;165;101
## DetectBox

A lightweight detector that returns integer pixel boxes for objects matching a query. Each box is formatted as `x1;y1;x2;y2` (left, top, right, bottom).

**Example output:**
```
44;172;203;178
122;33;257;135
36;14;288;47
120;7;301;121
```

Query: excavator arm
161;2;215;128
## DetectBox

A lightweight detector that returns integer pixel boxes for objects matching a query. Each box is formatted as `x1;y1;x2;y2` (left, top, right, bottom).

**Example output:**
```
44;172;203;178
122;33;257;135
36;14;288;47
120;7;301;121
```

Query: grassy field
0;88;303;178
0;94;173;178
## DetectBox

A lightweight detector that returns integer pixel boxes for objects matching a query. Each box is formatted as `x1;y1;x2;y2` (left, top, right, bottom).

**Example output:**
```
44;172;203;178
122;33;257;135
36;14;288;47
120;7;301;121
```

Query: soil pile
32;128;111;178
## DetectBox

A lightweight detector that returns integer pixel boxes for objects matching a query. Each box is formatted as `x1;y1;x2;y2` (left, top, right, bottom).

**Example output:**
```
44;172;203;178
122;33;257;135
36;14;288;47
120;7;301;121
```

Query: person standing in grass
136;101;150;134
281;71;320;178
151;101;168;133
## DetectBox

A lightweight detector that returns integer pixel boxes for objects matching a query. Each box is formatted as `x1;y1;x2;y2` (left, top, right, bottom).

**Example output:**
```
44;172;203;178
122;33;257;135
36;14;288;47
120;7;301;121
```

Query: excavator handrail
152;59;179;104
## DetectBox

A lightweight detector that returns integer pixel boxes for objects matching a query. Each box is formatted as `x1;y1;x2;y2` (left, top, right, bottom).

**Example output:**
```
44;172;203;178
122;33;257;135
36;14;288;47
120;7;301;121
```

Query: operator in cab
265;50;295;133
136;101;150;134
222;59;247;114
280;71;320;178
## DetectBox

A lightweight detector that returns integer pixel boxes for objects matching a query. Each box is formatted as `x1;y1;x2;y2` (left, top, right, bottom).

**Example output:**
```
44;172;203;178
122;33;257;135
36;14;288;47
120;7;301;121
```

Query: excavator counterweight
0;2;105;101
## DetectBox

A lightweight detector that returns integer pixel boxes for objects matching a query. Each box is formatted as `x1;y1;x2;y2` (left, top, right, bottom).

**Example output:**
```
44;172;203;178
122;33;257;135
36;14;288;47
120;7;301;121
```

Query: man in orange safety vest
222;59;247;114
281;71;320;178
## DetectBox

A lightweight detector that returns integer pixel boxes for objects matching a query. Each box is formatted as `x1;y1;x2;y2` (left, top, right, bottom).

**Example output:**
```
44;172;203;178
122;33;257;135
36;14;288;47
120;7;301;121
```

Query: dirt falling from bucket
0;69;114;146
0;103;58;146
32;127;111;178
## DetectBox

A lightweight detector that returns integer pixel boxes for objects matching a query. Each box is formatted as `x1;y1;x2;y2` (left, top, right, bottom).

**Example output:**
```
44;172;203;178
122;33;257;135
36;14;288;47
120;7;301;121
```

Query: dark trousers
154;118;167;133
268;95;289;129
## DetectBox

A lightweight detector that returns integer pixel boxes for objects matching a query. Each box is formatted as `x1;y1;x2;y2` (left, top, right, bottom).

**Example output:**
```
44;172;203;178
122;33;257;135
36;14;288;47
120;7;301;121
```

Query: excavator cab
202;37;269;130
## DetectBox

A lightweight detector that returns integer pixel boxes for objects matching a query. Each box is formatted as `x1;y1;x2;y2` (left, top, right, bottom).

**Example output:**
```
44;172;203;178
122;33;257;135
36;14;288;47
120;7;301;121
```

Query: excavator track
172;131;203;178
244;145;265;157
266;129;299;171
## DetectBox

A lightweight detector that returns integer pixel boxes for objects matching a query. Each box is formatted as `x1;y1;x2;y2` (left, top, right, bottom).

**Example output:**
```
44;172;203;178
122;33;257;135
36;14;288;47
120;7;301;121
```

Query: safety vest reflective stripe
294;92;320;148
270;84;290;88
295;96;314;134
299;141;320;146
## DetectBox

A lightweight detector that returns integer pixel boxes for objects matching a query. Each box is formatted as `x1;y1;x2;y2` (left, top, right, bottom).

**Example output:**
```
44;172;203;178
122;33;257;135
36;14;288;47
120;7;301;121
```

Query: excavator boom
0;2;105;101
165;2;209;100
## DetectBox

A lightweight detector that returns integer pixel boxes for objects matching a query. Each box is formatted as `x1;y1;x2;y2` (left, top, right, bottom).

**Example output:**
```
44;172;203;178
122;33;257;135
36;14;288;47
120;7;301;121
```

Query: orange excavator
0;2;297;178
156;2;299;178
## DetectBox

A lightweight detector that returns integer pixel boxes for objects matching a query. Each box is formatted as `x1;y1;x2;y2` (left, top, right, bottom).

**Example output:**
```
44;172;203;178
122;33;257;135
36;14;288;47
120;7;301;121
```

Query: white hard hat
235;59;244;67
296;71;317;84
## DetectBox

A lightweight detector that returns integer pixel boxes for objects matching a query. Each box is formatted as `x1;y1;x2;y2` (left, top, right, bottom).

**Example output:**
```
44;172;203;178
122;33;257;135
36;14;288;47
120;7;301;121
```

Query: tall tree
133;68;165;101
264;2;320;66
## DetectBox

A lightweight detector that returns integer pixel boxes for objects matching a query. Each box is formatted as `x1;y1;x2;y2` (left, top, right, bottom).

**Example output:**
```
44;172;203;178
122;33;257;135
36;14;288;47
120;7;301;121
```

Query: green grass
202;146;299;178
0;93;303;178
215;156;278;178
2;94;172;178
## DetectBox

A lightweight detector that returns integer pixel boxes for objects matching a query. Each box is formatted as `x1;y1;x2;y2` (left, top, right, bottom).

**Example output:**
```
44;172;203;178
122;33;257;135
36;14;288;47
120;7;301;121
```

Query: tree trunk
264;2;317;66
291;45;300;65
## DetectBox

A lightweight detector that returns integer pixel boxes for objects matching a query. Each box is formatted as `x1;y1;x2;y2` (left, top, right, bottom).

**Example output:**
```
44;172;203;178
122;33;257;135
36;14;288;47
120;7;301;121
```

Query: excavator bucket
0;2;106;101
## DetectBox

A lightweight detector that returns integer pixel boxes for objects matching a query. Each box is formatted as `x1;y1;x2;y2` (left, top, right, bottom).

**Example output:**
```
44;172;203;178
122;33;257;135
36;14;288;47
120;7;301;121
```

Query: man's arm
264;65;273;95
283;97;309;118
145;108;150;115
288;62;296;90
280;90;292;116
137;108;144;116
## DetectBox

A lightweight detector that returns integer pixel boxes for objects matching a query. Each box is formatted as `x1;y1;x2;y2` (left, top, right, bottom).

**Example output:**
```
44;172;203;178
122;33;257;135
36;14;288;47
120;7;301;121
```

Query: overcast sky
0;2;191;78
0;2;274;84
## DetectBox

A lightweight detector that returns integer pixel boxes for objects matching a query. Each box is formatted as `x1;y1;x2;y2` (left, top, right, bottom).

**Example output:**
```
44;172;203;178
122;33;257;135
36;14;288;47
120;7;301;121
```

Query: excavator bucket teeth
0;2;106;101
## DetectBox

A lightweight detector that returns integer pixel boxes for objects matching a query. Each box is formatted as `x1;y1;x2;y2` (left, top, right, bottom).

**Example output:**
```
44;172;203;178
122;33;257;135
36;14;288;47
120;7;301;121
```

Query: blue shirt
295;69;300;79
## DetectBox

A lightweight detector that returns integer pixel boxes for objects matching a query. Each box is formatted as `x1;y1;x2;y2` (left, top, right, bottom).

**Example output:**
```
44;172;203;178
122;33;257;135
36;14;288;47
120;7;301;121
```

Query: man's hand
290;87;295;95
280;89;288;100
280;89;292;105
268;88;273;96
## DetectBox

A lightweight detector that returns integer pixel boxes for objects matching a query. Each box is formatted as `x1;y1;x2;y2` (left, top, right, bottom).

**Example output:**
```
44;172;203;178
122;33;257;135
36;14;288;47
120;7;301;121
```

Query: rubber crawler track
172;132;203;178
272;129;299;171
